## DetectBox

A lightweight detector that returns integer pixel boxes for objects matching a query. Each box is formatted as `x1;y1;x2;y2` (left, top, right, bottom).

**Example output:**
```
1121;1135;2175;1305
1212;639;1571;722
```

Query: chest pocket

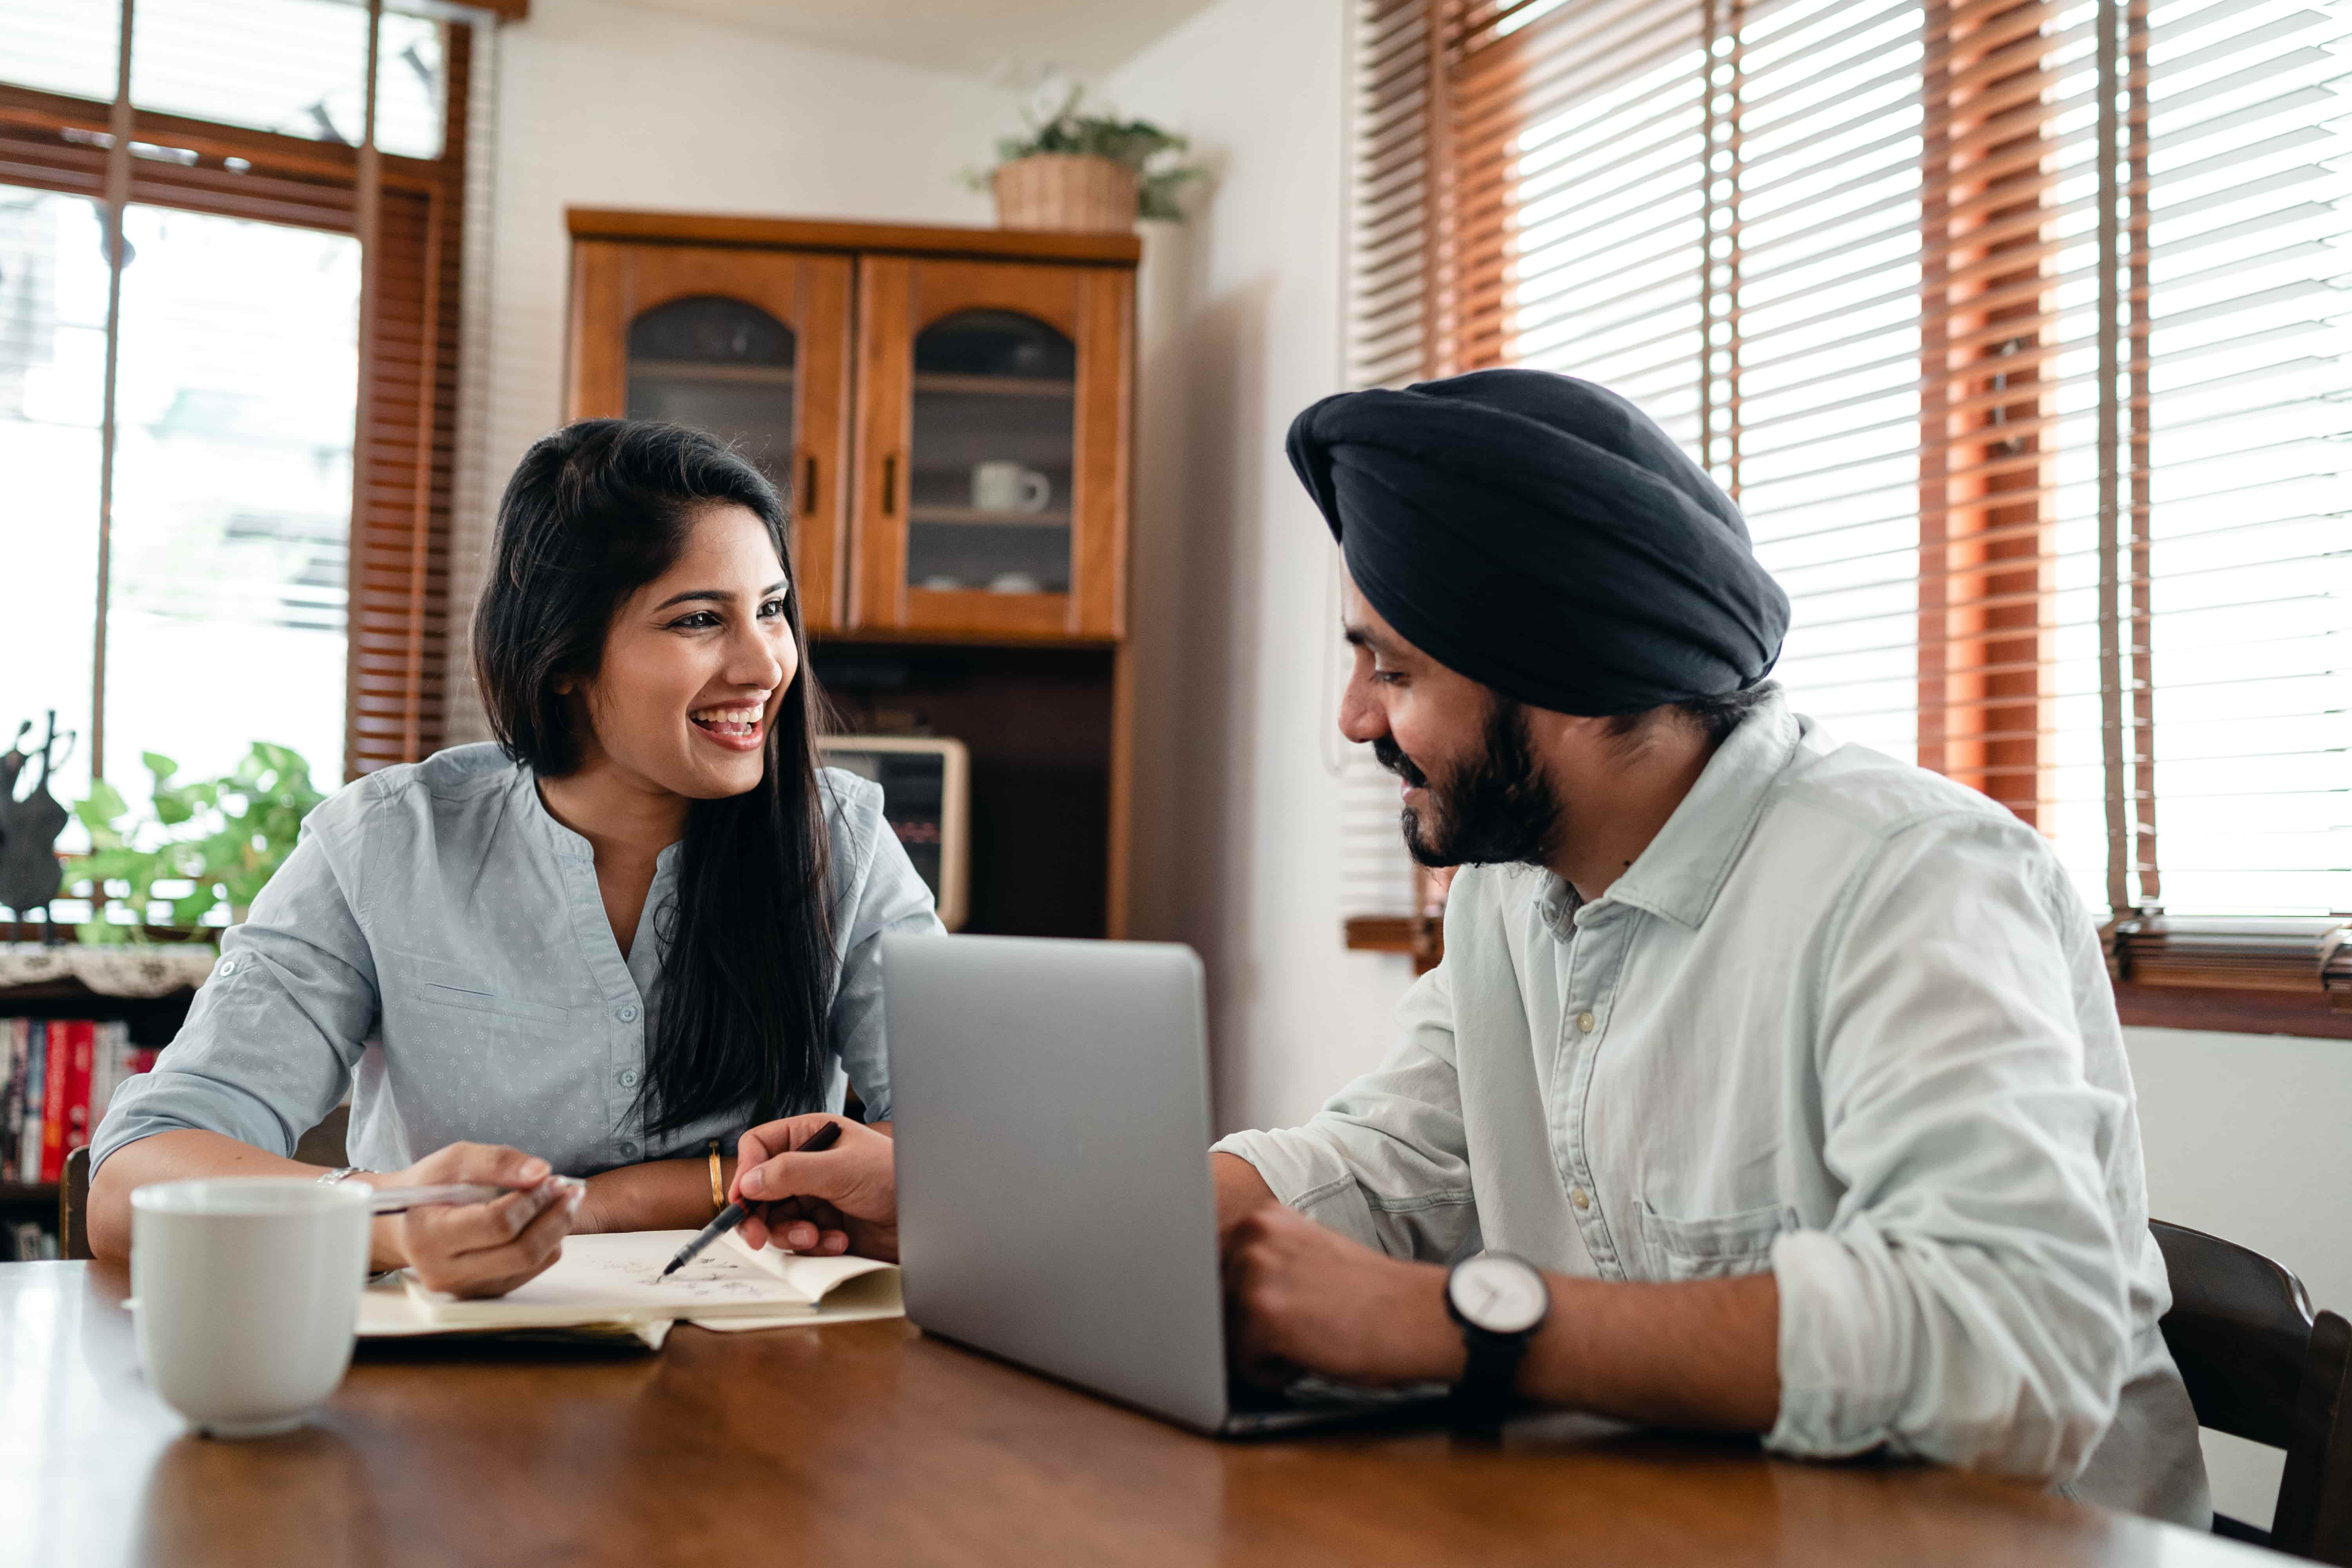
1635;1198;1798;1283
388;951;576;1036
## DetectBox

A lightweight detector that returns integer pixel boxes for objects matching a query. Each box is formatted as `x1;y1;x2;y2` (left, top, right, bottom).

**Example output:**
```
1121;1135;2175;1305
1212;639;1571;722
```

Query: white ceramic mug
971;461;1052;514
131;1177;373;1439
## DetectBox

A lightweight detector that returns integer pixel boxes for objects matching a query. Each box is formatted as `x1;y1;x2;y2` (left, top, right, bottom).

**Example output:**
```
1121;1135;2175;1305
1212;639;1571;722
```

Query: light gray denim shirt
1215;693;2209;1526
93;744;942;1177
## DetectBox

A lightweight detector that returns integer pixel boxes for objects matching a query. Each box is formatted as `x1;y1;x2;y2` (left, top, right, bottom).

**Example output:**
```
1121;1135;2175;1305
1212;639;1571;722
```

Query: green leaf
169;886;221;927
143;751;180;786
73;778;131;843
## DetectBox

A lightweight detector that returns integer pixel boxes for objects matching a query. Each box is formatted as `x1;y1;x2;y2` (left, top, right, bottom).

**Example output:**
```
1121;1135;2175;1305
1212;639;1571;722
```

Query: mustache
1372;734;1428;789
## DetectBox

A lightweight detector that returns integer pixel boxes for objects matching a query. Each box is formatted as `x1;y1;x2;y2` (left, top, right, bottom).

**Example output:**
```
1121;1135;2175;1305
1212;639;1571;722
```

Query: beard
1374;697;1562;869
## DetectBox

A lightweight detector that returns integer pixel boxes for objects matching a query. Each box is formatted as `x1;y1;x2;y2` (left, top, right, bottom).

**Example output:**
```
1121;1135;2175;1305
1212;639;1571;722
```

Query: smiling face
562;502;799;802
1338;571;1562;868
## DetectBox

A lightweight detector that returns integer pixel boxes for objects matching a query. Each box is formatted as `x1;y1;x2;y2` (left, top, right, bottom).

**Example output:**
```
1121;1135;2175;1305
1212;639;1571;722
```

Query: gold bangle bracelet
708;1139;724;1213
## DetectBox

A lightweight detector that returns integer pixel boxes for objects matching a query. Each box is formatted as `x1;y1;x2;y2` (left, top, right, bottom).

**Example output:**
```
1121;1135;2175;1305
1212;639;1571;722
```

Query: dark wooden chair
61;1104;352;1262
2153;1219;2352;1564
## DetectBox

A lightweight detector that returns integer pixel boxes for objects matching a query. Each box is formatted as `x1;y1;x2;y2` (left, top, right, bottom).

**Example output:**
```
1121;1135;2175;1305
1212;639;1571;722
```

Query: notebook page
412;1231;813;1325
409;1230;898;1327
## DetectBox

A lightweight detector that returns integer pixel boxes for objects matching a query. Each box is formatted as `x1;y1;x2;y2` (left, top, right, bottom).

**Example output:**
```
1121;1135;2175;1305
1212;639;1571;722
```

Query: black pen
657;1120;844;1278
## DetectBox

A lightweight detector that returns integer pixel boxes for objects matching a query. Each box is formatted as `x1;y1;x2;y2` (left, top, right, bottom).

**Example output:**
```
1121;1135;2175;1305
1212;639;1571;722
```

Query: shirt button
1576;1011;1596;1033
1572;1187;1591;1210
619;1140;640;1158
618;1069;639;1088
615;1004;639;1023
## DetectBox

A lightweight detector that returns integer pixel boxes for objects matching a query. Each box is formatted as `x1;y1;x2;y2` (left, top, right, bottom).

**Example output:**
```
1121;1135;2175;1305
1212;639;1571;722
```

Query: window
0;0;482;887
1342;0;2351;1027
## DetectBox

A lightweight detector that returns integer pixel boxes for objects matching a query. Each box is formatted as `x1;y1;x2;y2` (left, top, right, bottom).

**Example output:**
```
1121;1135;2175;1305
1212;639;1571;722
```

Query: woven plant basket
991;154;1139;233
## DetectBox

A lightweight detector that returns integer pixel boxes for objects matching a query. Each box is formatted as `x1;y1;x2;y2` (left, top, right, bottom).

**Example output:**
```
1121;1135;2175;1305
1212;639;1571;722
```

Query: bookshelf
0;924;212;1259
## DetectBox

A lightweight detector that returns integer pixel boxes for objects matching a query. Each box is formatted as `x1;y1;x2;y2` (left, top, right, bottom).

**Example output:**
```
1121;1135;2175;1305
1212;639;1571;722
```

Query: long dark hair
473;419;836;1136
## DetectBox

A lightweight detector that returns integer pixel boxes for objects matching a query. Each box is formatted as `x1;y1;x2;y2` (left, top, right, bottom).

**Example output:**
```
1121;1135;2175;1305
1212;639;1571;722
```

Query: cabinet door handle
801;454;817;515
882;454;898;517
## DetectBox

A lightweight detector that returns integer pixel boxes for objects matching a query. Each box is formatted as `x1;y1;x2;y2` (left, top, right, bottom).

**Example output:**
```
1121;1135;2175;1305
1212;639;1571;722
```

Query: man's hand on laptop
1224;1202;1463;1388
731;1115;900;1261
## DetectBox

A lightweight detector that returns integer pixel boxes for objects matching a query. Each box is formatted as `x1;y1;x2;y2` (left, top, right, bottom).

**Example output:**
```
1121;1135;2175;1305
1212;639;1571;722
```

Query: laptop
881;932;1443;1436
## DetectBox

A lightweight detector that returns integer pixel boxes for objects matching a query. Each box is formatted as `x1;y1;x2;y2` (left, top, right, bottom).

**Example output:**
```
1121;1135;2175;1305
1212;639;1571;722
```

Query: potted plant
70;742;325;942
970;85;1202;233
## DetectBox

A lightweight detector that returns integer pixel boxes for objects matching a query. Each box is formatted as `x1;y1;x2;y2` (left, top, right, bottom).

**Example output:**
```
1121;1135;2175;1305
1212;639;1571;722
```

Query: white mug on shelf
971;461;1051;514
131;1177;372;1439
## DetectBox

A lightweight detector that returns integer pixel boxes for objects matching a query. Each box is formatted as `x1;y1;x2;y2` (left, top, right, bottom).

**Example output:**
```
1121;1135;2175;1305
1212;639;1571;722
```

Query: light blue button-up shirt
93;743;942;1177
1216;692;2209;1525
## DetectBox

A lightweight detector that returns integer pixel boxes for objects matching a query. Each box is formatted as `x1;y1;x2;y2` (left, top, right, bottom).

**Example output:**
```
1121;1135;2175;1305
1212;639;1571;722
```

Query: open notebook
364;1229;901;1336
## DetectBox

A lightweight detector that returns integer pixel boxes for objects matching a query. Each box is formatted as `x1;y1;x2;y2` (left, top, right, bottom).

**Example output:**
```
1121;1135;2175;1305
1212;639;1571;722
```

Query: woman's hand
730;1115;898;1261
360;1142;583;1298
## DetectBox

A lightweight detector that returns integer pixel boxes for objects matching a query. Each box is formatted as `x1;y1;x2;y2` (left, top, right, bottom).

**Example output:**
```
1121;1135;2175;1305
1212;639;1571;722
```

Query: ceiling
609;0;1222;82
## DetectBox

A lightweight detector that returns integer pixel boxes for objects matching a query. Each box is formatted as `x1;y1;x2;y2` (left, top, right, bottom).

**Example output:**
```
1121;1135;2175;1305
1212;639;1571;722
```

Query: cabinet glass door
626;296;796;481
851;256;1129;639
906;309;1074;598
565;243;853;630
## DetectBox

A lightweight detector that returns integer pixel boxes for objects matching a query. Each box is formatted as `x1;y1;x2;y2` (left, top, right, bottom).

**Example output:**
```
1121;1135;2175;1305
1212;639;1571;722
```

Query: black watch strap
1449;1321;1531;1433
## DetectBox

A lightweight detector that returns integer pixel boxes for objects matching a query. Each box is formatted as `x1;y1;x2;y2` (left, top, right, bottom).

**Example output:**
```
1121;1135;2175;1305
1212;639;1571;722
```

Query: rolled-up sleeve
1768;812;2133;1484
823;779;945;1123
90;823;379;1172
1212;960;1478;1262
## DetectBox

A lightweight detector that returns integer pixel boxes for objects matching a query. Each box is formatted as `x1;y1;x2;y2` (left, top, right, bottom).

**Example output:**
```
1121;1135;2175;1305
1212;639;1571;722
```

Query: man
1210;368;2209;1523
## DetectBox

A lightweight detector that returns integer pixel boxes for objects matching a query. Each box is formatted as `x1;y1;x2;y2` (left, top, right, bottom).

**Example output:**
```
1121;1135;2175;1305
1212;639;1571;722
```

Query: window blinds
0;0;482;784
1344;0;2350;945
1336;0;1444;953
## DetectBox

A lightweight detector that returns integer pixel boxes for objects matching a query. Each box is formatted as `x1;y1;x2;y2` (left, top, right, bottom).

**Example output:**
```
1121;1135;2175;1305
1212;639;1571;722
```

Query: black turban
1287;368;1789;716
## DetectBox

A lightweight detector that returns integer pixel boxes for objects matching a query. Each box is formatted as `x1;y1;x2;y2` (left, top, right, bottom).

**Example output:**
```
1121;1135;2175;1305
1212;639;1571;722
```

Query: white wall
1105;0;1416;1136
445;0;1016;742
2127;1025;2352;1521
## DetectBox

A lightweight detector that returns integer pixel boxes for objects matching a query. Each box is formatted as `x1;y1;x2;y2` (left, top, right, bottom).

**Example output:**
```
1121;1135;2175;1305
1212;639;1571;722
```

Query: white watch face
1449;1254;1548;1335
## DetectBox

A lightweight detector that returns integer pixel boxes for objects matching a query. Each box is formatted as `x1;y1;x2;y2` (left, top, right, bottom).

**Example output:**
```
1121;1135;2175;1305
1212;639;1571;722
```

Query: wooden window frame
0;5;473;784
1343;0;2351;1038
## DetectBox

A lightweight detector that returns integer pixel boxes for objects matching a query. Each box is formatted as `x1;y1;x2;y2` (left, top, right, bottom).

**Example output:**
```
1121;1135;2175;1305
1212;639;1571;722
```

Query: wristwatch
1445;1251;1549;1432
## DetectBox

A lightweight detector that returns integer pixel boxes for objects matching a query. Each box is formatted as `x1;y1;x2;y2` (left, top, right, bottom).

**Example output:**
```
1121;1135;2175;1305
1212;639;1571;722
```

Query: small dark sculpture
0;712;74;925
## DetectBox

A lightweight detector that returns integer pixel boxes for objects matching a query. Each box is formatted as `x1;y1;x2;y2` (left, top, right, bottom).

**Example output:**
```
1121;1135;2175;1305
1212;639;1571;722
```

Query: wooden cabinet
564;211;1142;937
567;214;1134;645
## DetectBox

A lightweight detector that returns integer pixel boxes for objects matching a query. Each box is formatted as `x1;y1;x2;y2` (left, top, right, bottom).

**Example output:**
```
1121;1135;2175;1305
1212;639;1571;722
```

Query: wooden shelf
904;587;1072;639
912;373;1075;397
0;1181;59;1207
908;506;1072;527
628;359;795;385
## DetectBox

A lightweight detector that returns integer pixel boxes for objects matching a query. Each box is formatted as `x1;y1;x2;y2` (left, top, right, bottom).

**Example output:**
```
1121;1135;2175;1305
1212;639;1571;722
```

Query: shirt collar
515;766;684;876
1580;688;1803;932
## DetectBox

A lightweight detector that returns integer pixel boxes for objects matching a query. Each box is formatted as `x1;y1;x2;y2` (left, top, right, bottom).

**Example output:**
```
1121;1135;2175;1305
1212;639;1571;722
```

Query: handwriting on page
563;1248;786;1303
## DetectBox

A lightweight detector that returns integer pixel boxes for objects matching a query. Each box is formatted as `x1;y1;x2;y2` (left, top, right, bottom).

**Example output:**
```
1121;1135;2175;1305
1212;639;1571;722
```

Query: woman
88;421;931;1294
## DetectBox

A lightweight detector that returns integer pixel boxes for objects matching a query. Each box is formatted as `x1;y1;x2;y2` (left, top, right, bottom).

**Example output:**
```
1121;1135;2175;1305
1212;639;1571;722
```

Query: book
38;1020;64;1182
90;1020;133;1123
0;1019;19;1181
401;1228;902;1332
17;1022;43;1182
356;1277;679;1349
62;1020;93;1159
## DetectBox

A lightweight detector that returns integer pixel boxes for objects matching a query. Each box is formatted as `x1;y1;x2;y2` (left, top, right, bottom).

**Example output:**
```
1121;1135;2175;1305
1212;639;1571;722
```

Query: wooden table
2;1261;2263;1567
